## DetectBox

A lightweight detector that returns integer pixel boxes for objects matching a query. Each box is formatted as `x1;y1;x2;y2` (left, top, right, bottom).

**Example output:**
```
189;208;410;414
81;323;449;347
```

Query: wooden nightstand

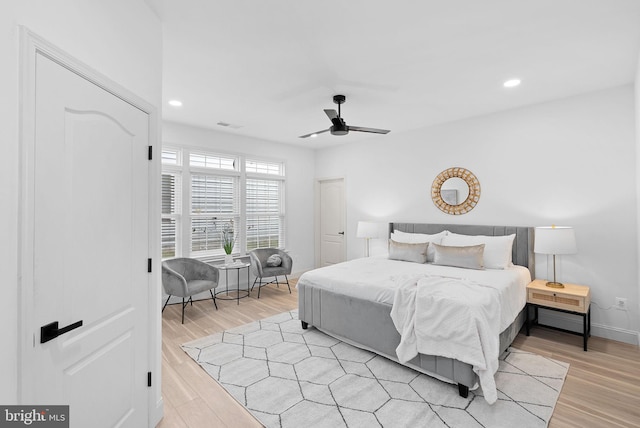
525;279;591;351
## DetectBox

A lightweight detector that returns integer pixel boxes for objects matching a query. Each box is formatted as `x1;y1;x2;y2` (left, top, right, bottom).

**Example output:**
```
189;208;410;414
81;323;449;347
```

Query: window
161;150;182;258
245;159;283;175
190;152;236;170
161;173;179;258
190;174;239;257
161;148;285;260
246;159;285;251
161;148;180;166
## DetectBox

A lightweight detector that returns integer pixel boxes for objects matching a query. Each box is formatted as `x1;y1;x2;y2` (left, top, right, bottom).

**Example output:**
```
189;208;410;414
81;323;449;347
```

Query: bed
297;222;534;401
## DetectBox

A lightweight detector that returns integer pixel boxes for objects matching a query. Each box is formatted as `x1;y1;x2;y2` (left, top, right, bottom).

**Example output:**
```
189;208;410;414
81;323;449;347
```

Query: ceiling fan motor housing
330;124;349;135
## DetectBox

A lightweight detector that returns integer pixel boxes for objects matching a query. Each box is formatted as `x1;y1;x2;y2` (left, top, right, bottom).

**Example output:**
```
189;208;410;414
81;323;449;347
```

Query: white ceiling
153;0;640;148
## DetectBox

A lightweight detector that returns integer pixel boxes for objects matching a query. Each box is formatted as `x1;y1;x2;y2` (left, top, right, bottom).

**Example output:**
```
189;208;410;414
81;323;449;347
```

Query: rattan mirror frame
431;167;481;215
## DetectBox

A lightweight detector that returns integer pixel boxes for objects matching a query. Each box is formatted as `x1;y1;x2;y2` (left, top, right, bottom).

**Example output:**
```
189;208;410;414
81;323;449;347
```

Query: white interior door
25;51;150;427
319;178;346;266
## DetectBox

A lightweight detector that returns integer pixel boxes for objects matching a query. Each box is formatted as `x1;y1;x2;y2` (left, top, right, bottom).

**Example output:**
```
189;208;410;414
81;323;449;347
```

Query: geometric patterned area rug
182;311;569;428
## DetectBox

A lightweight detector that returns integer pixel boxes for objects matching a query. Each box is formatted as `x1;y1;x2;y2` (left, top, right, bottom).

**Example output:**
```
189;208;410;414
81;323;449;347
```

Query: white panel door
319;178;345;266
29;52;149;427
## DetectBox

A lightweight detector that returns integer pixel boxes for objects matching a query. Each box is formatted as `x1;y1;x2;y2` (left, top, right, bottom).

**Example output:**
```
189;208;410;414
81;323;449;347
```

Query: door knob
40;320;83;344
338;231;344;235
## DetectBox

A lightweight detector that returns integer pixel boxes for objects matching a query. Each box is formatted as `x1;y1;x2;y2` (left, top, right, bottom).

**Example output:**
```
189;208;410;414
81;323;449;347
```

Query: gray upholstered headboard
389;223;535;275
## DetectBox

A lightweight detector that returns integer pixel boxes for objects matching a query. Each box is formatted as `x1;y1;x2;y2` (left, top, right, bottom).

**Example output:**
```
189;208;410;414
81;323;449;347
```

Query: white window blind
191;174;239;256
246;178;284;251
161;172;181;258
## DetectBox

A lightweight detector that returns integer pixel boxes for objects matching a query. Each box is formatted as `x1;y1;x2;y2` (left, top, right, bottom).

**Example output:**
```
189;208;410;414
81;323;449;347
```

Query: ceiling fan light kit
299;95;390;138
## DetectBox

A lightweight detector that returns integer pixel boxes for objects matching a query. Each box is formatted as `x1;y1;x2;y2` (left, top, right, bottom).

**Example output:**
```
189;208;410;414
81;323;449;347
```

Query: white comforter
390;275;503;404
297;257;529;332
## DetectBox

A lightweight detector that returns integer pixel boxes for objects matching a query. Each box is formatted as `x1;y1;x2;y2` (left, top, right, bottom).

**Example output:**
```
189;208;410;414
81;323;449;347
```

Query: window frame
161;146;286;261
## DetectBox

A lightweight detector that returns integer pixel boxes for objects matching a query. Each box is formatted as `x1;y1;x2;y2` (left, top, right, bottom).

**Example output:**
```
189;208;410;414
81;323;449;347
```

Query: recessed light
168;100;183;107
503;79;521;88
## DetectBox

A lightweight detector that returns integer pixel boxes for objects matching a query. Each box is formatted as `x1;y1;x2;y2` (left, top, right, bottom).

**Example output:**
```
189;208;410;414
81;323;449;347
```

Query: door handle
338;231;344;235
40;320;83;344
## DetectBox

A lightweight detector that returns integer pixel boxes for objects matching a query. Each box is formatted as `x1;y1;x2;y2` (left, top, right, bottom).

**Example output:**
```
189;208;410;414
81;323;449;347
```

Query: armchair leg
182;297;186;324
258;277;262;299
162;295;171;312
275;276;279;288
285;275;291;294
210;290;218;310
251;277;259;292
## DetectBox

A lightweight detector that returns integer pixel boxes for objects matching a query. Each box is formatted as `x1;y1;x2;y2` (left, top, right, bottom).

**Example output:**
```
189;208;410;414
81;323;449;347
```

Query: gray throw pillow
266;254;282;267
388;240;428;264
432;243;485;270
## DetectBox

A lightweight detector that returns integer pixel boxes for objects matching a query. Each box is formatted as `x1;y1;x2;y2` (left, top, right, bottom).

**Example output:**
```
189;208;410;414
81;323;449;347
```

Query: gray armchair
249;249;292;298
162;258;220;324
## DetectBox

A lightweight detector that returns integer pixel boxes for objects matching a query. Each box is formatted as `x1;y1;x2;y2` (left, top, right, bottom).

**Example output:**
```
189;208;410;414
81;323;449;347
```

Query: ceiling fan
299;95;390;138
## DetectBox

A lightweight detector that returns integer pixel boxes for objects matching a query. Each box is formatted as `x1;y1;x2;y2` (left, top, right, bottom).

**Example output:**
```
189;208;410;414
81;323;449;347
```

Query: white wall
0;0;162;412
163;121;316;275
636;51;640;346
316;85;639;344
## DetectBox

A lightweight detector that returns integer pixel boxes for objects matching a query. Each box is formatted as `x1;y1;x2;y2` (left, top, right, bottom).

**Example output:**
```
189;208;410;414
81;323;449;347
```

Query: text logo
0;406;68;427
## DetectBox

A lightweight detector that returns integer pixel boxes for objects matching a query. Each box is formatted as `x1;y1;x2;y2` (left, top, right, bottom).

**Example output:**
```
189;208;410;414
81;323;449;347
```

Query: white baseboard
537;308;639;346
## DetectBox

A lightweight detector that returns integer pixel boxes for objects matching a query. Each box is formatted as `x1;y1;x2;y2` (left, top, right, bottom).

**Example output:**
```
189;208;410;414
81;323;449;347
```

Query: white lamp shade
534;226;577;255
356;221;381;239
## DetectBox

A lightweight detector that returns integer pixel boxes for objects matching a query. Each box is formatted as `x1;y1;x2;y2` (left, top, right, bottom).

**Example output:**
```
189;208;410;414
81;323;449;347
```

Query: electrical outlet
615;297;628;310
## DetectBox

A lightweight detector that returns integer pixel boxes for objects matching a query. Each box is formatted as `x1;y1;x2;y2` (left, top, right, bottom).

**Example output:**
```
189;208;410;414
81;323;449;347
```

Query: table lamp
534;226;577;288
356;221;380;257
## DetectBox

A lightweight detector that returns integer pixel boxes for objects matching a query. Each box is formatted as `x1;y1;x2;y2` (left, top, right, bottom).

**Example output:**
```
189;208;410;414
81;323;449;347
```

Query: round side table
216;262;251;305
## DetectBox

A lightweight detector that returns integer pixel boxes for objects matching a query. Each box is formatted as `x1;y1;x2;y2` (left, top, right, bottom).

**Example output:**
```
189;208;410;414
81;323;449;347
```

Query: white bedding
296;256;530;332
390;275;503;403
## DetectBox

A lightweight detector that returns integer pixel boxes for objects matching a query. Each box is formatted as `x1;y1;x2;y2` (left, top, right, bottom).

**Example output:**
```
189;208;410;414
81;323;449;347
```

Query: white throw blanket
390;275;502;404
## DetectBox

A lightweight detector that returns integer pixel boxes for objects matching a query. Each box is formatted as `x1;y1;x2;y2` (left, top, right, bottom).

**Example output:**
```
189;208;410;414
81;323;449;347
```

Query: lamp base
545;281;565;289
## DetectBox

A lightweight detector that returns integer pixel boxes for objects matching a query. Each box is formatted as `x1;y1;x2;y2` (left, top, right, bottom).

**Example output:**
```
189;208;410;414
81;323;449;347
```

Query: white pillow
266;254;282;267
390;230;447;262
441;233;515;269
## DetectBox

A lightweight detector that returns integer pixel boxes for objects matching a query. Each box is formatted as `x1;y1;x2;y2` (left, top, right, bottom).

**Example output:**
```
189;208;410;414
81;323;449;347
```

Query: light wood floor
158;282;640;428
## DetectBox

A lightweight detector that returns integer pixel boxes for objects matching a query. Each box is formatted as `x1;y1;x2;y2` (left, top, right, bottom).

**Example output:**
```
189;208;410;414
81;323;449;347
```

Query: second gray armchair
249;248;292;298
162;258;220;324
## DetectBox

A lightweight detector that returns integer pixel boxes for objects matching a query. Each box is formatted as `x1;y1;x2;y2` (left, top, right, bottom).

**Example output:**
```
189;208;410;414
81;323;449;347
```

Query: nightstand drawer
528;289;587;312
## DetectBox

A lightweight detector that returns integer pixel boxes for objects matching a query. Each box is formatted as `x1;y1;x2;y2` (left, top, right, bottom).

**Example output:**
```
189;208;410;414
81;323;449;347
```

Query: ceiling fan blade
323;109;344;127
349;125;390;135
324;109;338;120
299;128;330;139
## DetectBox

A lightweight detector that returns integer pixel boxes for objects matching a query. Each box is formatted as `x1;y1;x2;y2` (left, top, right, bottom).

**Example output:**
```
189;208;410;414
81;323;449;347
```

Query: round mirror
431;167;480;215
440;177;469;206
